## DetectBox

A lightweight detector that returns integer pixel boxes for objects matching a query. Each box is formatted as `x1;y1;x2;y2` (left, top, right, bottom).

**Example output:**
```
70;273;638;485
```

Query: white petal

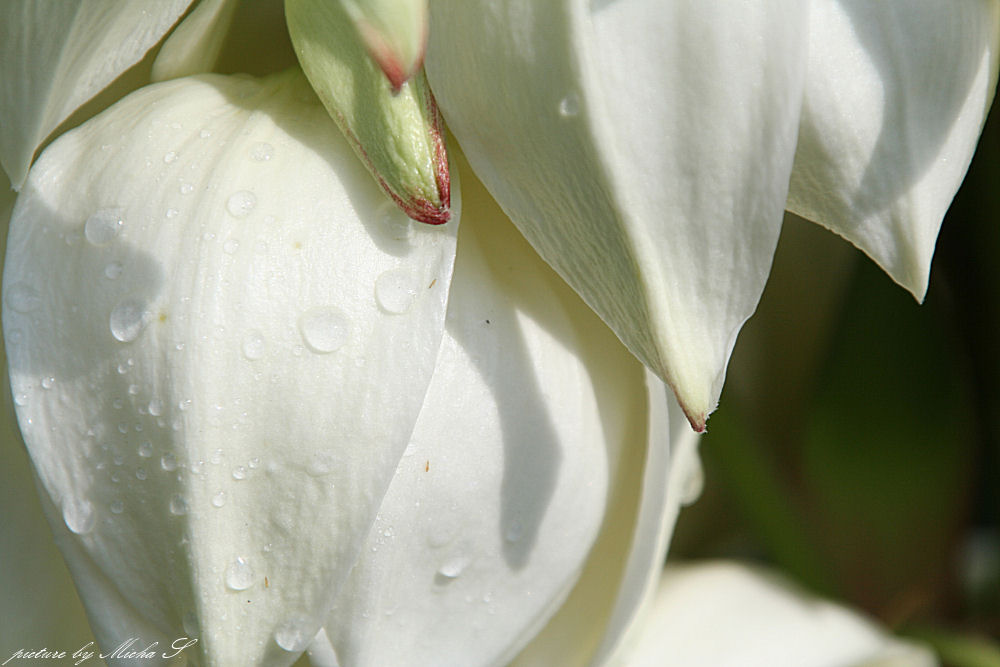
620;561;937;667
314;155;648;666
787;0;1000;300
151;0;241;82
0;0;194;188
510;380;700;667
426;0;809;429
3;69;457;665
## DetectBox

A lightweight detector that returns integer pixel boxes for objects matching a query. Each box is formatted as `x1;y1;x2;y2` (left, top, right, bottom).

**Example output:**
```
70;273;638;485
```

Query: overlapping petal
426;0;810;429
2;68;457;665
0;0;194;188
152;0;241;82
787;0;1000;300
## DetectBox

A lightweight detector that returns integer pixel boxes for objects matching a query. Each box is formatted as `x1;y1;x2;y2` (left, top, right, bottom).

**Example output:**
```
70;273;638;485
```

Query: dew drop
250;142;274;162
199;129;212;139
232;466;247;481
212;491;226;508
163;151;178;164
128;384;139;395
242;330;266;360
40;376;55;390
104;262;124;279
559;92;580;117
135;467;148;480
84;208;124;245
13;393;28;407
169;494;188;516
210;448;223;464
437;556;469;580
166;208;180;219
138;441;153;458
63;498;96;534
110;499;124;514
158;452;177;472
226;191;256;218
110;299;151;343
179;183;195;195
148;398;164;417
225;557;255;590
182;611;198;636
374;269;419;314
274;618;312;652
5;282;42;313
299;306;350;353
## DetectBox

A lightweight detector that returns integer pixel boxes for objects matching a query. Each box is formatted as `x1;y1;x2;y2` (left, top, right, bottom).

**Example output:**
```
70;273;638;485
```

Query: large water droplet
138;441;153;458
250;142;274;162
299;307;350;353
161;452;178;472
437;556;469;580
232;466;247;481
110;499;125;515
148;398;164;417
225;557;255;590
5;282;41;313
63;498;96;534
40;376;55;390
110;299;151;343
274;618;312;652
374;269;419;314
169;494;189;516
226;191;256;218
212;491;226;508
559;92;580;117
84;208;124;245
242;330;266;360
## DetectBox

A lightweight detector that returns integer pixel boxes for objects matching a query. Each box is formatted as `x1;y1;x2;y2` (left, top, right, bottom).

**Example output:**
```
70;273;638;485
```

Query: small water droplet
232;466;247;480
559;93;580;117
226;191;256;218
190;460;204;475
179;183;194;195
135;467;147;481
5;282;42;313
138;441;153;458
437;556;469;580
112;398;124;409
374;269;419;314
169;494;188;515
148;398;164;417
212;491;226;508
210;448;223;465
117;423;129;435
63;498;96;534
110;499;124;514
299;307;350;353
40;376;55;389
127;384;139;396
274;618;311;652
110;299;151;343
84;208;124;245
250;142;274;162
104;262;124;279
163;151;178;164
161;452;178;471
13;393;28;406
242;330;266;360
225;557;255;590
166;208;180;219
223;239;240;254
199;129;212;139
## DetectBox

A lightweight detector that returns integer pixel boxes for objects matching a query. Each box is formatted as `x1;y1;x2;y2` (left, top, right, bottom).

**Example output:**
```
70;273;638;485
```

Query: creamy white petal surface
3;69;457;666
622;562;937;667
152;0;242;82
426;0;809;429
0;0;194;188
787;0;1000;300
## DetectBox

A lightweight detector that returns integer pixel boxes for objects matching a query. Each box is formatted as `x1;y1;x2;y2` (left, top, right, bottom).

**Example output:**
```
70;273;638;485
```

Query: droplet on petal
374;269;418;314
109;299;152;343
225;557;255;590
84;207;125;245
63;498;96;534
169;494;189;516
274;617;312;652
226;191;257;218
299;306;351;353
437;555;469;580
242;330;266;360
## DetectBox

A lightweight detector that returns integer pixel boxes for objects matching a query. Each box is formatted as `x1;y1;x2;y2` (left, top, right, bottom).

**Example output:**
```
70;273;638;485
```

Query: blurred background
669;92;1000;665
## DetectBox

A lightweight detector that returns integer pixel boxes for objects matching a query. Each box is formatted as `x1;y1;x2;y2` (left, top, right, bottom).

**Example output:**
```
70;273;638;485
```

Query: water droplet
299;307;350;353
117;423;128;435
161;452;178;471
232;466;247;480
104;262;124;279
223;239;240;255
40;376;55;389
226;191;256;218
63;498;96;534
163;151;178;164
138;441;153;458
242;330;266;360
166;208;180;219
248;457;260;469
437;556;469;579
374;269;419;314
5;282;41;313
110;499;124;514
212;491;226;508
274;618;311;652
179;183;194;195
225;557;255;590
250;142;274;162
13;393;28;407
182;611;198;636
148;398;164;417
84;208;124;245
559;92;580;117
169;494;188;515
110;299;151;343
135;467;147;481
210;448;223;465
127;384;139;396
306;451;336;477
199;129;212;139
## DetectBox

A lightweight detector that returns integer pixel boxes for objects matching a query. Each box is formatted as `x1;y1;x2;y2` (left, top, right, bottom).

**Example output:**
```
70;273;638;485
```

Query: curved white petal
3;69;457;665
510;380;699;667
786;0;1000;300
0;0;194;188
311;156;649;667
620;561;937;667
152;0;241;82
426;0;809;429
